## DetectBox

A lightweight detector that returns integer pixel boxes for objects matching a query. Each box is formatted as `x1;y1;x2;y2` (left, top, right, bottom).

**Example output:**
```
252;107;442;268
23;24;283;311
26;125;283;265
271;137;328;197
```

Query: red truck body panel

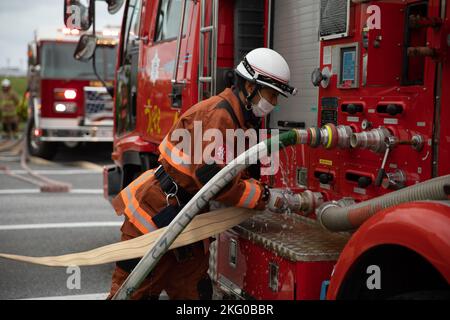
107;0;450;300
327;201;450;299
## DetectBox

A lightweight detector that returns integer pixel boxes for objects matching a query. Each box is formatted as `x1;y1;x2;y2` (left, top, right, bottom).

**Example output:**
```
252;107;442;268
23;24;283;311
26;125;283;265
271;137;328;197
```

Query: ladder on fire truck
198;0;219;100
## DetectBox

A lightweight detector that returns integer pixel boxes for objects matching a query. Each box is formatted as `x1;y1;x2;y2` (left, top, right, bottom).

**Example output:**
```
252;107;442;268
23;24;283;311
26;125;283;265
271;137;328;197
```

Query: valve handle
375;168;386;187
376;143;391;187
311;68;323;87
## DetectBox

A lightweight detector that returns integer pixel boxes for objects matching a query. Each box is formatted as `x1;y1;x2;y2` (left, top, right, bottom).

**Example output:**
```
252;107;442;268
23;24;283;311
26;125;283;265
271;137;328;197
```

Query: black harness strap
154;165;192;206
215;98;240;128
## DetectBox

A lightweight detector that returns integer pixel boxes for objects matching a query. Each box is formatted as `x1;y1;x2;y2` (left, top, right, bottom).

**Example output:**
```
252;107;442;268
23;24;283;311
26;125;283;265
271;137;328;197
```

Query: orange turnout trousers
107;220;211;300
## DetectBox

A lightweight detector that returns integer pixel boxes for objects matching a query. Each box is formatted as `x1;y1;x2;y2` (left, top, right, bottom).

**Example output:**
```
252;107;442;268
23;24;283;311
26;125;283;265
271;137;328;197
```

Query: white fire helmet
1;79;11;88
235;48;298;97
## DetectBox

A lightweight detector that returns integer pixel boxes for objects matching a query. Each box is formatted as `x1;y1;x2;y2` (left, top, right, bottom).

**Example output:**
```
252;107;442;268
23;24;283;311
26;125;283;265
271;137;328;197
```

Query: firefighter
107;48;298;300
0;79;20;139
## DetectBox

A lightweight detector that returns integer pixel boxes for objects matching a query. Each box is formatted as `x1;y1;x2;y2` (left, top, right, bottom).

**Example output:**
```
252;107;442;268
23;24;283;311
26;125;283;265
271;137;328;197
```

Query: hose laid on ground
0;162;49;187
19;136;71;192
0;207;255;267
0;128;71;192
0;137;23;161
0;136;24;152
316;174;450;232
0;137;47;187
112;129;303;299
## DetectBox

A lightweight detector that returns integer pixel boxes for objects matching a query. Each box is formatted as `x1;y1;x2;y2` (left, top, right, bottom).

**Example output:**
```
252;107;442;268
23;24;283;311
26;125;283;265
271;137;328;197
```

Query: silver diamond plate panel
234;212;350;262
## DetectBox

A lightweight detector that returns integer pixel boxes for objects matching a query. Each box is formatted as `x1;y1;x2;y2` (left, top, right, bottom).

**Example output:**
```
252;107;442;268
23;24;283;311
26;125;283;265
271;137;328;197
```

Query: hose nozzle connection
280;190;324;214
350;127;392;153
291;124;353;149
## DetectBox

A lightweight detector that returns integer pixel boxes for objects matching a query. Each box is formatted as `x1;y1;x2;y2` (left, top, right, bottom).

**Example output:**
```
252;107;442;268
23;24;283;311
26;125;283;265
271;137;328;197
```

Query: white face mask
252;91;275;117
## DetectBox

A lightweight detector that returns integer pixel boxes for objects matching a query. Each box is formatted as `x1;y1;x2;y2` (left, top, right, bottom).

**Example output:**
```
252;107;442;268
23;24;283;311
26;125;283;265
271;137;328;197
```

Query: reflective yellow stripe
237;179;262;209
122;188;156;234
121;170;158;234
0;98;17;116
128;171;158;230
158;137;192;177
0;99;15;106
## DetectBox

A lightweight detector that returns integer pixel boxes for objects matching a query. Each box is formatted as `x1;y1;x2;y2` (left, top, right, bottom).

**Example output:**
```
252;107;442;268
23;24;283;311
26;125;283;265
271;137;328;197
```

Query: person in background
0;79;20;139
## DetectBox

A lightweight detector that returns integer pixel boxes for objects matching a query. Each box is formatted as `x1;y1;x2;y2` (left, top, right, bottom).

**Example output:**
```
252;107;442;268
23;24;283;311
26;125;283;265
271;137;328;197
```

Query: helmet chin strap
244;83;260;110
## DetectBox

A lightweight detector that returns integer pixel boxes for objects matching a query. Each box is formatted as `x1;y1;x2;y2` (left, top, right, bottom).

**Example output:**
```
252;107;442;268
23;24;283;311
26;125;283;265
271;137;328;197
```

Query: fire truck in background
66;0;450;299
26;27;119;159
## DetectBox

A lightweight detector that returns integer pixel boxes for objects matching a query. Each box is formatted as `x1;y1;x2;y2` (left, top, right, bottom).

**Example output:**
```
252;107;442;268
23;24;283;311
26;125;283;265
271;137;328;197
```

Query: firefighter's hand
266;189;289;213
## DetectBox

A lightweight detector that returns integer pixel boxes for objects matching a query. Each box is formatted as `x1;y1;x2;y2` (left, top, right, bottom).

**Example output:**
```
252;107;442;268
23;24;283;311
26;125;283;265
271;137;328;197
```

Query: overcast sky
0;0;124;70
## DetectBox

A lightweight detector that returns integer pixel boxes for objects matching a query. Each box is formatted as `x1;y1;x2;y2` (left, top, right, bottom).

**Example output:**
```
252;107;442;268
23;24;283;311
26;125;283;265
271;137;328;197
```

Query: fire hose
0;127;71;192
19;138;71;192
0;136;24;155
0;207;256;267
316;174;450;232
0;137;47;186
0;193;319;267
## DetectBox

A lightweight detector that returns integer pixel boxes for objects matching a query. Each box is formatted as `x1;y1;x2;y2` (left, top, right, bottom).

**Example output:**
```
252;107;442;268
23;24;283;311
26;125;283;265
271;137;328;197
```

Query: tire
26;117;58;160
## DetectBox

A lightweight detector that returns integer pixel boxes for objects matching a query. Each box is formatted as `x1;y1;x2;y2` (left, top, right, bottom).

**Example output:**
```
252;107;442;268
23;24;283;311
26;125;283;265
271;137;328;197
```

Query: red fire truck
26;27;118;159
67;0;450;299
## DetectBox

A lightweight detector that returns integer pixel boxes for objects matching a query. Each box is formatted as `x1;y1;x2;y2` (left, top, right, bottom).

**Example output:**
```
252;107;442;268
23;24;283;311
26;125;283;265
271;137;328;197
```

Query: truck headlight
54;102;77;113
63;89;77;99
54;88;77;100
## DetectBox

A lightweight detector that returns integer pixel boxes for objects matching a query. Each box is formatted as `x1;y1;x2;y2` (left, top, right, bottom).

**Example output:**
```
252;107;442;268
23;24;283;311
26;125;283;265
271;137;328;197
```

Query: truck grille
319;0;349;40
83;86;113;125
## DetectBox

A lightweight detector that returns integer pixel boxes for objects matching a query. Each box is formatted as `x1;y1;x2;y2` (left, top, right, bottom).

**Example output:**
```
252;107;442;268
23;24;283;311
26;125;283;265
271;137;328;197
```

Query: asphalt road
0;141;123;300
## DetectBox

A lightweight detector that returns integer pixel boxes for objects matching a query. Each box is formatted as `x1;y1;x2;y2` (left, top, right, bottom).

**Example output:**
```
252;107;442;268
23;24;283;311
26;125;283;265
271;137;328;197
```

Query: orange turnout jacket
112;88;267;235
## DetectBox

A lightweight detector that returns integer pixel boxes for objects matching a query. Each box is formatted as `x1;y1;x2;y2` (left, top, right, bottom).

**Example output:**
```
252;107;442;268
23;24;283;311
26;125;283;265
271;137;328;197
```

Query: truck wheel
26;117;58;160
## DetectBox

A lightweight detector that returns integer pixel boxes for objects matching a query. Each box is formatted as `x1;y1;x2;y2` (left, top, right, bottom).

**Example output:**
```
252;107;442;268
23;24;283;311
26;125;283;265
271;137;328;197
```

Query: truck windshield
40;42;117;80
